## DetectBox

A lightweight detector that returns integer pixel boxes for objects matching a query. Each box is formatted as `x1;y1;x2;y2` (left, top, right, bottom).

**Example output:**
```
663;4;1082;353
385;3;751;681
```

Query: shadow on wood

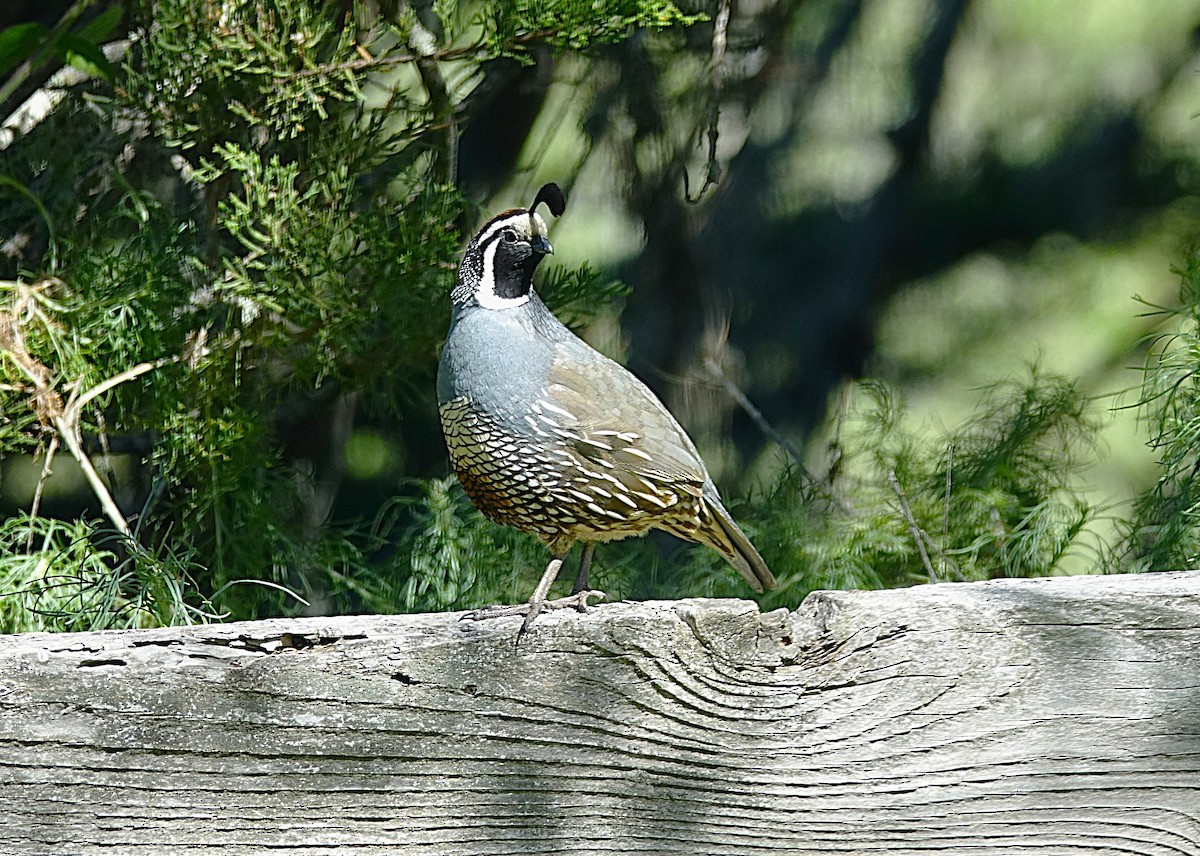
3;572;1199;854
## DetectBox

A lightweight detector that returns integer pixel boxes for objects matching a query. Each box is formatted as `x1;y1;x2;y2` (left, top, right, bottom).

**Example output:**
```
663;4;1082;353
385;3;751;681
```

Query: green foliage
0;0;1187;636
0;5;121;104
0;0;702;632
538;262;630;328
0;514;210;632
128;0;361;147
738;373;1101;603
1113;245;1200;570
356;371;1104;612
481;0;705;55
375;477;533;611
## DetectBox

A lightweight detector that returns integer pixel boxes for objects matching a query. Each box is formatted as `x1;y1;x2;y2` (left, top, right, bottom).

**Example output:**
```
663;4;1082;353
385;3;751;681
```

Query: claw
462;589;607;632
557;588;606;613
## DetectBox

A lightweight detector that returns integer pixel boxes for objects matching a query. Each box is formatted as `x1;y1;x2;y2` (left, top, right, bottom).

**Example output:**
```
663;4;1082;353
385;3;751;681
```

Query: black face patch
489;234;546;300
452;209;553;308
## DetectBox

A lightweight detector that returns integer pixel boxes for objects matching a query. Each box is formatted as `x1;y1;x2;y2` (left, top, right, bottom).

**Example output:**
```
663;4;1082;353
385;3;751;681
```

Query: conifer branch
286;30;557;82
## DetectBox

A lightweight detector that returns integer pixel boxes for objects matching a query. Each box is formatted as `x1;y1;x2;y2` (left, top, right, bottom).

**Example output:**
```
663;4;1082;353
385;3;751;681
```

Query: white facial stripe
474;211;548;250
475;239;530;310
476;215;525;249
475;219;513;248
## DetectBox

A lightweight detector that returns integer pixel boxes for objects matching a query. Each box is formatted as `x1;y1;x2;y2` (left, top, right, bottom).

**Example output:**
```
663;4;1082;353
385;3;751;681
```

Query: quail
437;183;775;629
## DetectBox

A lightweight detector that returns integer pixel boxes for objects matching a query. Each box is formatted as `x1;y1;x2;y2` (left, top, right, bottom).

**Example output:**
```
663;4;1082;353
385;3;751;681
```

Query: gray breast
436;298;697;545
438;300;559;429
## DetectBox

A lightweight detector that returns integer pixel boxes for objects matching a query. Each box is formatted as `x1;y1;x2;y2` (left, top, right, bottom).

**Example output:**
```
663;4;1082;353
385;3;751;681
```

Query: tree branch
888;468;938;582
1;294;173;539
285;29;557;82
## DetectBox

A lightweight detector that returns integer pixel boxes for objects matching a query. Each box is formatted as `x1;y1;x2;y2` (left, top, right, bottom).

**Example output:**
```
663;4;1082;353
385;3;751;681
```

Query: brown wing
538;342;707;514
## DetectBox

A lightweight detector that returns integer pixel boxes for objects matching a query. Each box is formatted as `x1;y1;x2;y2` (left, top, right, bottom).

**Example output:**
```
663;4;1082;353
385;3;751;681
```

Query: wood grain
2;572;1199;855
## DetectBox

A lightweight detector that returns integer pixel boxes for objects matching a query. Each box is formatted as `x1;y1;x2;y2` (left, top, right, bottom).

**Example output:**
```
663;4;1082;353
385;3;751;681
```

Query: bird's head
452;182;567;310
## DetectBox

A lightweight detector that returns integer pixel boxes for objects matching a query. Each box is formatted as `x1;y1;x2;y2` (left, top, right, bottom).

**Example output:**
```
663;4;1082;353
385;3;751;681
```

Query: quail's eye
501;229;518;243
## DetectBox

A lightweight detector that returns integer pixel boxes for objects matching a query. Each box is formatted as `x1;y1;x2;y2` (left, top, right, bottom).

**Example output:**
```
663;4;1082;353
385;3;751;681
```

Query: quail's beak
530;234;554;255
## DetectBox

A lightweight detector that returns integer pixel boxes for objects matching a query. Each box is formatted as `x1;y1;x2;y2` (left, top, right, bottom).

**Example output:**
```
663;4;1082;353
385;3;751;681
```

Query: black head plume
530;183;566;218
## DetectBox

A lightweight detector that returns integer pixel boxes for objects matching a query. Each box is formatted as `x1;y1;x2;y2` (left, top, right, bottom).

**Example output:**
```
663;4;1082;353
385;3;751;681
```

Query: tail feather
698;491;776;593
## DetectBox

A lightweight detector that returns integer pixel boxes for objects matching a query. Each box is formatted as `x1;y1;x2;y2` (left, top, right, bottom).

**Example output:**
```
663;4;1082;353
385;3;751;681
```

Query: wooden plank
1;572;1199;855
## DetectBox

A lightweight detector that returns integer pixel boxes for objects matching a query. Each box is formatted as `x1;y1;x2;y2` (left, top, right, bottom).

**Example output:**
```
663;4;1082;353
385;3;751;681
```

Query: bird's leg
464;548;605;631
571;542;595;596
522;552;566;630
524;548;605;626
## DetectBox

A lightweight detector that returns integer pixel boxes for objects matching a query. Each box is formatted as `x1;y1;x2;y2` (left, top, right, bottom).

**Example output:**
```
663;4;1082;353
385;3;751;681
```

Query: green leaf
77;4;126;44
0;22;49;78
57;34;116;80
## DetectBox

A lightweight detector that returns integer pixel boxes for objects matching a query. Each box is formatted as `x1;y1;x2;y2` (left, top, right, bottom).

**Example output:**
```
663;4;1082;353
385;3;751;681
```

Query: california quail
438;183;775;629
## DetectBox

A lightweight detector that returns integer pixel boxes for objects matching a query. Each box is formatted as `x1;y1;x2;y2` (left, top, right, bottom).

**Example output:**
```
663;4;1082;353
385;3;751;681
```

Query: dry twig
888;468;938;582
0;294;170;539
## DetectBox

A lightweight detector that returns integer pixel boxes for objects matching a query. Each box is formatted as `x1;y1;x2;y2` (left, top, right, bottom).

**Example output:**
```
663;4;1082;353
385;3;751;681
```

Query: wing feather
543;342;707;497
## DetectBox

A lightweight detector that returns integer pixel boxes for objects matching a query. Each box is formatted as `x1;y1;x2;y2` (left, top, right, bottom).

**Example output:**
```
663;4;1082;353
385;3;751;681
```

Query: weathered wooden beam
2;572;1199;855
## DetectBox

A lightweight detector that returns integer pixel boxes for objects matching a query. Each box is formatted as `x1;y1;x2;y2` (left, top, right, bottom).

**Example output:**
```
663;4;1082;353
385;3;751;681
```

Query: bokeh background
395;0;1200;578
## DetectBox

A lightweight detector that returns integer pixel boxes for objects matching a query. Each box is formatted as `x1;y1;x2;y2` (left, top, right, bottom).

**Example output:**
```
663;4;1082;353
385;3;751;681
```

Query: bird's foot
463;589;607;632
546;588;607;614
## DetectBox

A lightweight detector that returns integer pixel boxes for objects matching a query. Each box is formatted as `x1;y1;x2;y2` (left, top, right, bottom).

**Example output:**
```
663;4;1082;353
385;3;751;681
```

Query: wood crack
1;575;1198;854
